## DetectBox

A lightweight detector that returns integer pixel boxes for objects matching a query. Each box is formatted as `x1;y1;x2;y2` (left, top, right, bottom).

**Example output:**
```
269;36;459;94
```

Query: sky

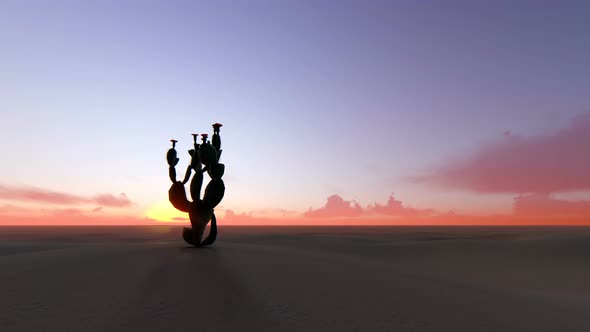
1;0;589;225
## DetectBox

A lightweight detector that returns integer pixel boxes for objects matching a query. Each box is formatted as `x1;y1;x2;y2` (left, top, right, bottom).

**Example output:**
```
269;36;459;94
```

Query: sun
144;200;189;223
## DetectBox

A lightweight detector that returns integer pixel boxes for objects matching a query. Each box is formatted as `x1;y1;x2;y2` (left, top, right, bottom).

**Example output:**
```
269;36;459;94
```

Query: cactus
167;123;225;246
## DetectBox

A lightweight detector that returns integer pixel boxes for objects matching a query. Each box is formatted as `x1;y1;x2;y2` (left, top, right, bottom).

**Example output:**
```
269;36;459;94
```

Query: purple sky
1;1;589;219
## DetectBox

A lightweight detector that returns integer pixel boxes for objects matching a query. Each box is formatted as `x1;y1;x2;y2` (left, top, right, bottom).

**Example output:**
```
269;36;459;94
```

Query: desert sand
1;226;590;331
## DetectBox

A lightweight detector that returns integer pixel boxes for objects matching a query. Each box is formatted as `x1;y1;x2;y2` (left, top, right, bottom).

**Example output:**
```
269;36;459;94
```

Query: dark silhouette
167;123;225;246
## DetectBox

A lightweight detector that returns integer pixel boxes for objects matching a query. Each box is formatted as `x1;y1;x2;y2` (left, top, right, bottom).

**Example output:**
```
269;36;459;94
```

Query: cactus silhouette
167;123;225;246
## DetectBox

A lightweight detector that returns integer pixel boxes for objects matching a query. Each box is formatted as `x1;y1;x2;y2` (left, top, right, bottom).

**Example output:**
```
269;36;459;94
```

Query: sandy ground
1;226;590;331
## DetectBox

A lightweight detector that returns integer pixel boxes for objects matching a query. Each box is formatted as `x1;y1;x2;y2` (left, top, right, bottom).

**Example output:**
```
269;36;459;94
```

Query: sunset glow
144;201;188;223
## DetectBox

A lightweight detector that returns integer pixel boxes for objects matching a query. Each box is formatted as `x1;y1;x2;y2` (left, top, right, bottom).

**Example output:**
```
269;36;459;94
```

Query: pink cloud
303;194;436;219
51;208;85;217
0;204;32;215
249;208;300;218
0;206;153;225
304;194;433;219
513;193;590;217
412;113;590;193
224;209;256;222
3;198;590;226
304;194;363;218
94;193;132;207
369;194;433;217
0;184;132;207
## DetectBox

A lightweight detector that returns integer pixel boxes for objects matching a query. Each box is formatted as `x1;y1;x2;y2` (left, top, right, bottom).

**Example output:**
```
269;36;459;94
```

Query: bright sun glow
144;200;189;222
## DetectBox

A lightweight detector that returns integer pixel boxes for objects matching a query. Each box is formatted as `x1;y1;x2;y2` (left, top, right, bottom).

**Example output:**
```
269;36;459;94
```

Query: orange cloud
0;184;132;207
412;113;590;193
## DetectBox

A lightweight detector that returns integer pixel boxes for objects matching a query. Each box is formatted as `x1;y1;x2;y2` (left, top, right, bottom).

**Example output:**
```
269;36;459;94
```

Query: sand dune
1;226;590;331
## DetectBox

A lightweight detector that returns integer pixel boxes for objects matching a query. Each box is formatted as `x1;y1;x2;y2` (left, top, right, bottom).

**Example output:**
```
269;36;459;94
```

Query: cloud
412;113;590;193
0;204;32;215
4;196;590;225
0;205;153;225
304;194;363;218
249;208;300;218
223;209;256;222
51;208;85;217
0;184;132;207
369;194;434;217
513;193;590;217
304;194;433;219
94;193;131;207
304;195;434;218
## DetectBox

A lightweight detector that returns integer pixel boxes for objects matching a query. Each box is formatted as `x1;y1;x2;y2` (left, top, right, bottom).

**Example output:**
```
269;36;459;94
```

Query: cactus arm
190;168;204;202
189;148;202;171
202;179;225;210
182;227;197;246
166;145;179;183
168;181;190;212
168;166;177;183
166;149;179;166
181;165;192;184
207;163;224;180
188;205;209;245
212;133;221;152
200;211;217;246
